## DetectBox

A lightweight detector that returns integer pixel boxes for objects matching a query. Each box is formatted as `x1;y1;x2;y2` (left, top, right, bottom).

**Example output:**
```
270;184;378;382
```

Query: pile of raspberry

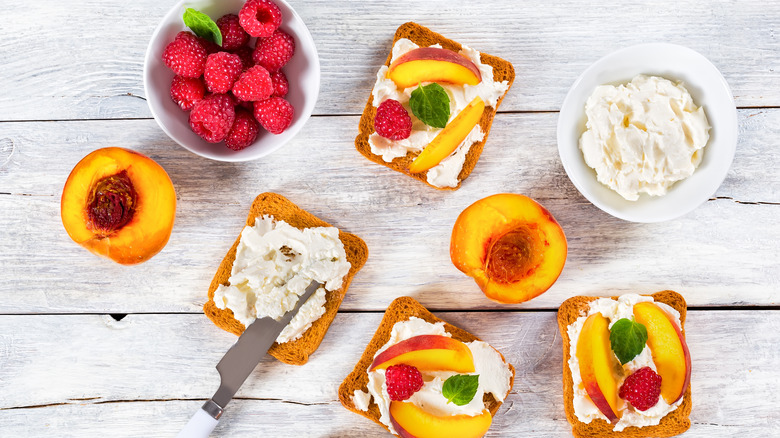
162;0;296;151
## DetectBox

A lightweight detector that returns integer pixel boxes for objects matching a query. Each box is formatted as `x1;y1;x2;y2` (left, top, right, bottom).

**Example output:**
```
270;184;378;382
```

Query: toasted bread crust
355;22;515;190
204;192;368;366
338;296;516;436
557;290;692;438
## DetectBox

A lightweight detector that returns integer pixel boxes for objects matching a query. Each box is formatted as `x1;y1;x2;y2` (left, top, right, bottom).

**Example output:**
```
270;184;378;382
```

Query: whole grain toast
557;290;692;438
355;22;515;190
339;296;516;436
204;192;368;366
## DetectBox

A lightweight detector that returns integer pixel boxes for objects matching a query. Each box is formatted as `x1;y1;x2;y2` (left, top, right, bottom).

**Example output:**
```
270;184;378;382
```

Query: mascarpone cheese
212;215;351;343
566;294;683;431
357;317;513;434
369;38;509;188
579;74;711;201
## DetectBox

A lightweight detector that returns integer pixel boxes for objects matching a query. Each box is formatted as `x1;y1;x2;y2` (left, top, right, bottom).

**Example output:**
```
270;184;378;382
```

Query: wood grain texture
0;311;778;436
0;0;779;121
0;110;777;313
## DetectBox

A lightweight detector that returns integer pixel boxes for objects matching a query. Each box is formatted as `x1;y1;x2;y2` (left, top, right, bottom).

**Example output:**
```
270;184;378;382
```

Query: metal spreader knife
177;281;321;438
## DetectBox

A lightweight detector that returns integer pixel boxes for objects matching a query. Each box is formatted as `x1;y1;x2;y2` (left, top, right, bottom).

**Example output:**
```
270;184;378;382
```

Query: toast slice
355;22;515;190
339;296;516;435
204;192;368;365
557;290;692;438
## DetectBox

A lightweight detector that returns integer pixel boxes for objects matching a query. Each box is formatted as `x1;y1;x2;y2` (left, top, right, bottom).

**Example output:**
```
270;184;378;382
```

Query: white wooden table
1;0;778;436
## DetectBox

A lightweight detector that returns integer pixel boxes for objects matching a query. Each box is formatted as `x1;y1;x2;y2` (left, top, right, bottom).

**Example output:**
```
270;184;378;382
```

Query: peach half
408;96;485;174
387;47;482;89
633;302;692;404
61;147;176;265
369;335;475;373
389;401;492;438
450;194;567;304
576;313;620;423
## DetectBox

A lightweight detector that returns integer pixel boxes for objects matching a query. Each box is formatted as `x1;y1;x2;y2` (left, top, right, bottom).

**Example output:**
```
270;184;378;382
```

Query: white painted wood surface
1;0;779;436
1;311;779;436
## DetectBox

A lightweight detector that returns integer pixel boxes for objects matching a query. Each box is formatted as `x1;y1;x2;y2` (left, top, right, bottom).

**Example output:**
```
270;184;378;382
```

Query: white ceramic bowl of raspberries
144;0;320;161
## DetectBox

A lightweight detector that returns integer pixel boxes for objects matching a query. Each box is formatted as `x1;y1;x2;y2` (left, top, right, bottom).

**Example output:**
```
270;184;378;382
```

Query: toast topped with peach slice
558;291;692;438
355;22;515;190
340;297;515;438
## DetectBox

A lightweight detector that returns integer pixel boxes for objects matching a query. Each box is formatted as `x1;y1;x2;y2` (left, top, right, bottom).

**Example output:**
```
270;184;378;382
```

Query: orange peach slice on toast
450;194;567;304
633;302;692;404
369;335;475;373
61;147;176;265
408;96;485;174
389;401;492;438
387;47;482;89
577;313;620;423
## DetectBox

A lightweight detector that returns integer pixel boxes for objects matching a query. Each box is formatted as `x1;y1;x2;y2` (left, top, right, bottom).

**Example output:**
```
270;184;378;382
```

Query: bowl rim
556;42;738;223
142;0;321;162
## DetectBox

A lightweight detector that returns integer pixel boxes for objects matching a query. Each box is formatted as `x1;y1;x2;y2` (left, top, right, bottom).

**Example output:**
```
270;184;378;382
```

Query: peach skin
389;401;492;438
408;96;485;174
61;147;176;265
370;335;475;373
577;313;620;423
633;302;692;404
450;194;567;304
387;47;482;89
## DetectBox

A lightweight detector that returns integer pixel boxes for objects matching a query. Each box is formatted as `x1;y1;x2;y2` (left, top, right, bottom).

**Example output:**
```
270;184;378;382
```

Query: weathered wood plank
0;311;778;436
0;0;778;120
0;110;777;312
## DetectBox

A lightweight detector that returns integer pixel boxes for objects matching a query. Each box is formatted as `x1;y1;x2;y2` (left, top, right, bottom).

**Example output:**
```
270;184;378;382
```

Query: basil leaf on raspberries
409;83;451;128
609;318;648;365
441;374;480;406
183;8;222;46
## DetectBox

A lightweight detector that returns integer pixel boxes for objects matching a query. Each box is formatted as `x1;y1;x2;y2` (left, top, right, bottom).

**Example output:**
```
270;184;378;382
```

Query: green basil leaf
441;374;479;406
609;318;648;365
409;83;451;128
183;8;222;46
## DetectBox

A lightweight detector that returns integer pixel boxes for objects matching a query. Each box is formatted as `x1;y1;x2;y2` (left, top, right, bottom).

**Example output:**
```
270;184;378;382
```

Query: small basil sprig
409;83;451;128
441;374;479;406
609;318;648;365
183;8;222;46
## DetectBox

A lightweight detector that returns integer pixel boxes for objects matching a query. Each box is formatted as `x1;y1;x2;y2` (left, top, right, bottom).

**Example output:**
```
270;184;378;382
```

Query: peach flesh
369;335;475;373
485;224;544;285
389;401;492;438
577;313;620;423
387;47;482;89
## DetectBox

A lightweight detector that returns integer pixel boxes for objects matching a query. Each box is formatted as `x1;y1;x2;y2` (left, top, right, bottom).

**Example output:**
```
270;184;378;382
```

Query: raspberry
385;364;424;401
170;75;205;110
198;37;221;55
204;52;243;94
619;367;663;411
270;70;288;97
374;99;412;140
162;31;207;78
239;0;282;38
225;109;260;151
232;65;274;102
189;94;236;143
252;29;295;72
232;46;255;70
217;14;249;51
253;97;294;134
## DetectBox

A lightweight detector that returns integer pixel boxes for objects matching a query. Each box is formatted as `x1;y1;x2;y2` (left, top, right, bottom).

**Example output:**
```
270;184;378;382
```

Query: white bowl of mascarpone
557;43;737;222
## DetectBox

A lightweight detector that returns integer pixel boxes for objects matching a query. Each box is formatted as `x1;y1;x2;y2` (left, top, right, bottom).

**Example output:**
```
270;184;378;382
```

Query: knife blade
177;280;321;438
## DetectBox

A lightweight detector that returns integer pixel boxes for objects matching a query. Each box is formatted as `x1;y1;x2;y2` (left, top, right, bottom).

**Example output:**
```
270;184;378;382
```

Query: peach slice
450;194;567;304
61;147;176;265
577;313;620;423
633;302;691;404
387;47;482;89
408;96;485;174
389;401;492;438
369;335;475;373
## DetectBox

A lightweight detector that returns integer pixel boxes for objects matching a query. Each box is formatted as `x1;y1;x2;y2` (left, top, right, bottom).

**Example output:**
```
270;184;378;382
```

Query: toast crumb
204;192;368;366
557;290;692;438
355;22;515;190
339;296;516;436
